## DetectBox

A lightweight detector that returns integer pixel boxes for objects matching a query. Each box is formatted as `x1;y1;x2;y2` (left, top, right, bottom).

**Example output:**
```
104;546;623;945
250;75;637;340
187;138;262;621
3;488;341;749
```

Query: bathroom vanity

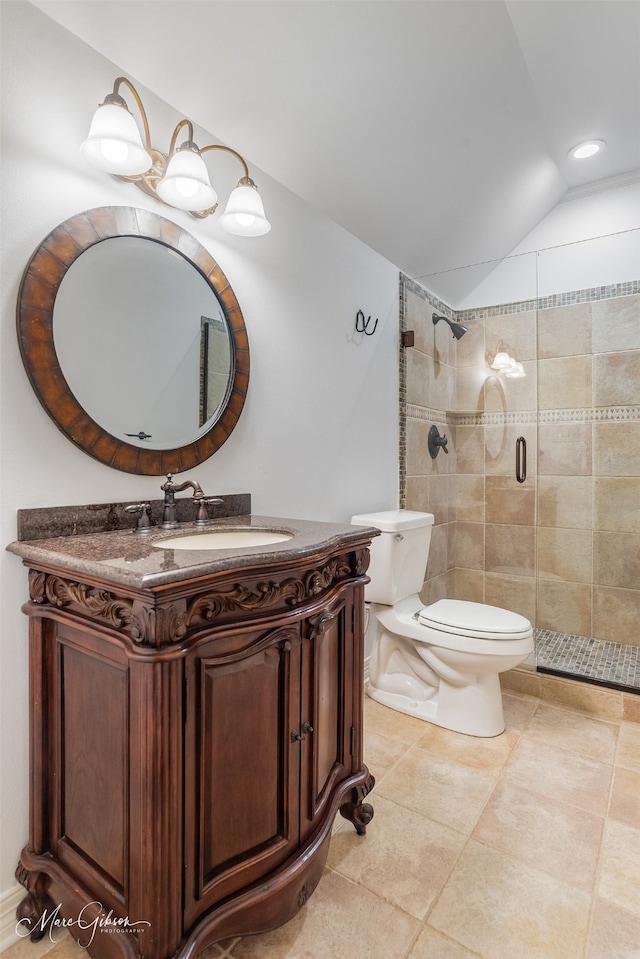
8;514;376;959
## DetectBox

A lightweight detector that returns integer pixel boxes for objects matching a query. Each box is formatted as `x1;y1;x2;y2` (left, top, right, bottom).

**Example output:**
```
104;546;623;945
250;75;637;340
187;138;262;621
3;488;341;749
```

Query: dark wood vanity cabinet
14;534;374;959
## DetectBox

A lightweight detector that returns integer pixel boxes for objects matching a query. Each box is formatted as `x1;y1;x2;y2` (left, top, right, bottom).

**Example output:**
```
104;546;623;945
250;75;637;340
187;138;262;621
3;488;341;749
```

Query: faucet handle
125;502;152;532
194;497;224;526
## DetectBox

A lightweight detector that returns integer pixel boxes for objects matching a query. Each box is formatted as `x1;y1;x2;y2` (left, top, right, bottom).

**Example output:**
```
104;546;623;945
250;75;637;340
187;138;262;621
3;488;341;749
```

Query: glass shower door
535;229;640;690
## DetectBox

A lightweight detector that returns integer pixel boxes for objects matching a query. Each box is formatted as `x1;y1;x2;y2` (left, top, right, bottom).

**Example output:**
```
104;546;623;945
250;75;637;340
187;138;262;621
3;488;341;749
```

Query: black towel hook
355;309;378;336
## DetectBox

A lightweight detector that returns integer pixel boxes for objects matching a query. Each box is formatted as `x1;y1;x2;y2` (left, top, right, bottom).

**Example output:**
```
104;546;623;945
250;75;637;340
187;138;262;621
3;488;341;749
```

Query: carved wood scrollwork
339;770;376;836
186;557;352;629
189;579;306;623
352;547;371;577
28;570;187;646
27;553;355;646
304;558;351;595
29;570;145;636
306;608;336;641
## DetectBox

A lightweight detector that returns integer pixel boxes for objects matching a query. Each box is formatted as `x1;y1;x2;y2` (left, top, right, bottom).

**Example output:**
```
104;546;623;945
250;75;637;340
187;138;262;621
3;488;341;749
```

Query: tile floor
4;688;640;959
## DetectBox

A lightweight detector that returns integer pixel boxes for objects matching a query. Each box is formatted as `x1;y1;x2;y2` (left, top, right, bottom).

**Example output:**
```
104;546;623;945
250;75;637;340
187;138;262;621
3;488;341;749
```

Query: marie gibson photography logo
16;902;151;947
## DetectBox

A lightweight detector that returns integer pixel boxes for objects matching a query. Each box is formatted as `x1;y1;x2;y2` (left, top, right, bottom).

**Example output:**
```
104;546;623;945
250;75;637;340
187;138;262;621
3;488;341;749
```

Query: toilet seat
418;599;532;642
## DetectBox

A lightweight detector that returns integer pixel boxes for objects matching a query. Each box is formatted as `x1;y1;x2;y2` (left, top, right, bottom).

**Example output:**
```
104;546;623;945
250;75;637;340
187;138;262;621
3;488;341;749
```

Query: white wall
0;1;400;913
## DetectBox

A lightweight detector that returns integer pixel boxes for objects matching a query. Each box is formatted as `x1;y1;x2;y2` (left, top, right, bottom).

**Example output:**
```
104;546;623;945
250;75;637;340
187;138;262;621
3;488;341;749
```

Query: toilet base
367;670;506;737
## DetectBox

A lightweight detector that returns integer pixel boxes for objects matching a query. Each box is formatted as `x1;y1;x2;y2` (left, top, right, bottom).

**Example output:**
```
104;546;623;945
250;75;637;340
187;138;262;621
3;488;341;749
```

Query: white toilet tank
351;510;434;605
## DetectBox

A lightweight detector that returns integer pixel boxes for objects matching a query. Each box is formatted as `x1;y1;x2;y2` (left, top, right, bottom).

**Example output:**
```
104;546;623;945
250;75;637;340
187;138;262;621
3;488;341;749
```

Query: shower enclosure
402;228;639;692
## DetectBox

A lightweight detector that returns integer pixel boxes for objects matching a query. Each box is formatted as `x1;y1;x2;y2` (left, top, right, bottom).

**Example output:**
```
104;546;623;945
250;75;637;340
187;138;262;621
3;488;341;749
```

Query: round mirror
17;207;249;474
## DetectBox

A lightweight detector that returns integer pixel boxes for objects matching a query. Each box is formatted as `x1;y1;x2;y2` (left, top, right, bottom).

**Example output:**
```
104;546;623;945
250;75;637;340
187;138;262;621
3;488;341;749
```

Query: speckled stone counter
7;514;380;589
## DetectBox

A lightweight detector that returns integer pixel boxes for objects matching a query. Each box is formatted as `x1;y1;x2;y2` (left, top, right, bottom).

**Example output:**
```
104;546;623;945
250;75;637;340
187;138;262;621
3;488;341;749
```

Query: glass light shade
491;351;515;371
505;361;525;378
157;148;218;212
219;184;271;236
81;103;152;175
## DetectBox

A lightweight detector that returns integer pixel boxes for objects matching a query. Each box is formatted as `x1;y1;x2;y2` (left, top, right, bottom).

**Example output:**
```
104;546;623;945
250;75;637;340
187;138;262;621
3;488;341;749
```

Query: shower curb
501;665;640;725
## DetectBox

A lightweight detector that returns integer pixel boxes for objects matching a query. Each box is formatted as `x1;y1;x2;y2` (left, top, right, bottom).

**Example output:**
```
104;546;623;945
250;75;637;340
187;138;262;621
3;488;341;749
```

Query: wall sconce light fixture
81;77;271;236
489;346;525;378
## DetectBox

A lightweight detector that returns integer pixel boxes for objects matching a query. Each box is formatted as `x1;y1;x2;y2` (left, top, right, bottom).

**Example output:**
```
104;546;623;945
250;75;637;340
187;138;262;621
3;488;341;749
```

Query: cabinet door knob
302;721;314;734
291;729;303;742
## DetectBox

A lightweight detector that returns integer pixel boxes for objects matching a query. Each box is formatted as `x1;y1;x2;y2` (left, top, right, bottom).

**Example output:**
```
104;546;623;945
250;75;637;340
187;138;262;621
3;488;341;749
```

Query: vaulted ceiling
29;0;640;280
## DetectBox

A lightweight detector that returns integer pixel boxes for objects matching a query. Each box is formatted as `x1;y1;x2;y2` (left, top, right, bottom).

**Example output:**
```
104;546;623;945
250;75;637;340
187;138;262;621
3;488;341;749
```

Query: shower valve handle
428;425;449;458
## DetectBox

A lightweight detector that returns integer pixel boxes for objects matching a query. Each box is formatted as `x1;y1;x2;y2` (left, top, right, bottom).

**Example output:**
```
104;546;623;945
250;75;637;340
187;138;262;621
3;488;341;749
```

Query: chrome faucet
160;474;205;529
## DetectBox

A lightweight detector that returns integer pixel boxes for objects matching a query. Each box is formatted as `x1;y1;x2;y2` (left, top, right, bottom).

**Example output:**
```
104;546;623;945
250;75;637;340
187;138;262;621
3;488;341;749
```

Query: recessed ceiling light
569;140;606;160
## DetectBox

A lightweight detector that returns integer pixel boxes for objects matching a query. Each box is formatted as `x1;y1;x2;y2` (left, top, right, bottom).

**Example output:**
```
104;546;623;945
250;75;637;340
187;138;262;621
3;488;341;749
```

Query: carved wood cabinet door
183;623;303;929
298;591;356;842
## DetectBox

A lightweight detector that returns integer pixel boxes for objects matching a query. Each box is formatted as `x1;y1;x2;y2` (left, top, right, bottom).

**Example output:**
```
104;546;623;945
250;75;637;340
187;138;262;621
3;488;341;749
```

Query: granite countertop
6;515;379;590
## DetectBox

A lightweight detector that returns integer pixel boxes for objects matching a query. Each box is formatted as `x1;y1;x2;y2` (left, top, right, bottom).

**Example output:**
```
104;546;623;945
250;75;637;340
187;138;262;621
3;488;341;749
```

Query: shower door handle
516;436;526;484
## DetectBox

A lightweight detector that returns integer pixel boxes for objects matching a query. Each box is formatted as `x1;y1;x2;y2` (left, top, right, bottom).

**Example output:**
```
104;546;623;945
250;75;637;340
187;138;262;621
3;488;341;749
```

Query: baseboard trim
0;883;23;952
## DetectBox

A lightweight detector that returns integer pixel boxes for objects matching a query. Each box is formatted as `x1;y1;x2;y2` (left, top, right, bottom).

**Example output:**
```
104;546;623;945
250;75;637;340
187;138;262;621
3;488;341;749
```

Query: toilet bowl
351;510;533;737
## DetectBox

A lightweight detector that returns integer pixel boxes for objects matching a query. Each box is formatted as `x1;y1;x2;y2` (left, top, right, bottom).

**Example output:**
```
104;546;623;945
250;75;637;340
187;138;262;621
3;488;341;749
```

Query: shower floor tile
535;628;640;692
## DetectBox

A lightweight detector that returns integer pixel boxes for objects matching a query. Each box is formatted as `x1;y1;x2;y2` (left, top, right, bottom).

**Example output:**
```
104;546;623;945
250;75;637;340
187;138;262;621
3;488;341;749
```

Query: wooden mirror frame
17;207;249;475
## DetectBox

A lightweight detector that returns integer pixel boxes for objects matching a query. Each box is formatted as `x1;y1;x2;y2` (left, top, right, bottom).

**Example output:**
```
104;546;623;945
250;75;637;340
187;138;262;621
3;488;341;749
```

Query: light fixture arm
200;143;250;181
167;118;196;157
111;76;153;154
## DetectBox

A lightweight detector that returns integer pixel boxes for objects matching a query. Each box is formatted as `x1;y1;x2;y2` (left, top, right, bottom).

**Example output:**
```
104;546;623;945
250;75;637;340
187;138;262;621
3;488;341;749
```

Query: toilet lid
418;599;532;640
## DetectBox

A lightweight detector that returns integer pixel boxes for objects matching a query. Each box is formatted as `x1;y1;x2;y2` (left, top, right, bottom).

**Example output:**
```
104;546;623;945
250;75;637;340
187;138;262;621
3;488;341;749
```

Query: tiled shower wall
400;274;640;658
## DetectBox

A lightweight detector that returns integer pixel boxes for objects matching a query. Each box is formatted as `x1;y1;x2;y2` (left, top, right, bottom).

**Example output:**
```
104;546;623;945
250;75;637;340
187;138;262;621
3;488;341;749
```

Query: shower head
432;313;468;340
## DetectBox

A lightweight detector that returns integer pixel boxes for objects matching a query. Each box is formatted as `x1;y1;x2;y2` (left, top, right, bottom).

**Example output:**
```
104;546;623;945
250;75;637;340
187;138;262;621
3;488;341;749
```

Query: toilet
351;509;534;737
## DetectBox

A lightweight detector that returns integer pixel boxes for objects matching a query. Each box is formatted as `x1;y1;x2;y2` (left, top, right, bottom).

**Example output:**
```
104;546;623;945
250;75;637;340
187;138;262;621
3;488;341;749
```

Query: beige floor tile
363;728;411;786
609;767;640;828
522;703;619;763
9;689;638;959
202;940;241;959
598;820;640;917
428;840;591;959
587;899;640;959
414;723;518;772
616;722;640;772
364;696;428;746
501;737;613;817
623;692;640;724
375;745;500;834
501;690;539;732
327;794;465;920
1;931;80;959
472;781;603;891
407;925;478;958
228;869;419;959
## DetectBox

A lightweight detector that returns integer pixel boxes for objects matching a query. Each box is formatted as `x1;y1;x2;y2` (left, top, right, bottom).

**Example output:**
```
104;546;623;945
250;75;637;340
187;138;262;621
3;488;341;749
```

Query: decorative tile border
458;299;537;322
537;279;639;311
539;406;640;423
403;275;454;319
408;405;640;427
399;274;407;508
406;404;449;422
456;280;639;323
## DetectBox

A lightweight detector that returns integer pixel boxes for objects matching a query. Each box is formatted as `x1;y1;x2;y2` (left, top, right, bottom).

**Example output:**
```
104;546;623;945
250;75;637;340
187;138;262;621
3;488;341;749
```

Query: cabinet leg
15;861;56;942
339;770;375;836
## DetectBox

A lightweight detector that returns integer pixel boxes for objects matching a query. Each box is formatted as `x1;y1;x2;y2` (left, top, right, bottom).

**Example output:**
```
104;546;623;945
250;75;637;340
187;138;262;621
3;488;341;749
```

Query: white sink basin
156;529;293;551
